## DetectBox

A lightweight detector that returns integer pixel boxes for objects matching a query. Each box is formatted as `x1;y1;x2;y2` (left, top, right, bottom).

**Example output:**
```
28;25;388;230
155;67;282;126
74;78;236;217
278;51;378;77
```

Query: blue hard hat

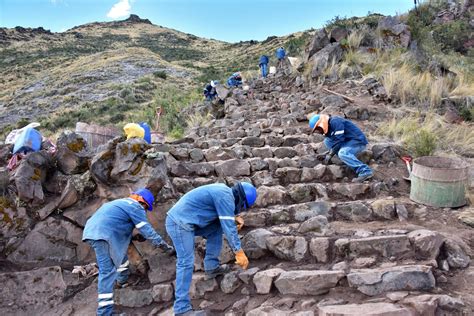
133;188;155;211
309;114;320;129
241;182;257;207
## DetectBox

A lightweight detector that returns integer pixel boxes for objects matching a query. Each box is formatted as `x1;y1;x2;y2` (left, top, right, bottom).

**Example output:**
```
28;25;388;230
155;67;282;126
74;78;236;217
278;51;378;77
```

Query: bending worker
83;188;175;316
309;114;373;182
165;182;258;316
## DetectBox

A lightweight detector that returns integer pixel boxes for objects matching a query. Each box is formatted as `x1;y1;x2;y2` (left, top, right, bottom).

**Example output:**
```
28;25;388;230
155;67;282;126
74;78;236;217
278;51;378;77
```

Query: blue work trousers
324;139;372;176
87;239;129;316
260;63;268;78
165;216;223;314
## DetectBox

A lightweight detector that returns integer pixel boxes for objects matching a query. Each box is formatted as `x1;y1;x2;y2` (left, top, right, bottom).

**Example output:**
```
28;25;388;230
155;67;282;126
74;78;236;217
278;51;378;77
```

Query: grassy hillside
0;15;310;139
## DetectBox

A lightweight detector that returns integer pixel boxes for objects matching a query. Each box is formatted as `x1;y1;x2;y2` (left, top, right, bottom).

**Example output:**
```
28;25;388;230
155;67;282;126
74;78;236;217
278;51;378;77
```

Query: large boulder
91;138;169;199
8;217;92;265
377;16;411;48
0;266;67;315
305;29;330;61
309;43;344;79
56;131;91;175
347;265;435;296
13;151;53;204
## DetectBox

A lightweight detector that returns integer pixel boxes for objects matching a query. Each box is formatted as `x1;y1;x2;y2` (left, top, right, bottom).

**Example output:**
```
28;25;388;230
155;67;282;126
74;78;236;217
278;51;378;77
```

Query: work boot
205;264;231;279
115;280;129;289
176;310;206;316
352;173;373;183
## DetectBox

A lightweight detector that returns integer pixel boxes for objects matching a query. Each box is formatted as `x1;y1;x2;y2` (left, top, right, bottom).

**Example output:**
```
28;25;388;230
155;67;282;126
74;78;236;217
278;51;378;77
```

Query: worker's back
167;183;235;230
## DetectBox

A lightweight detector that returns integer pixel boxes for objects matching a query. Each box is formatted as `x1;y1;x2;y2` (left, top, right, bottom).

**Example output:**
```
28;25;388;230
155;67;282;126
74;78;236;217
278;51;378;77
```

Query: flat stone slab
274;270;345;295
335;235;412;259
319;302;415;316
347;265;435;296
0;266;66;315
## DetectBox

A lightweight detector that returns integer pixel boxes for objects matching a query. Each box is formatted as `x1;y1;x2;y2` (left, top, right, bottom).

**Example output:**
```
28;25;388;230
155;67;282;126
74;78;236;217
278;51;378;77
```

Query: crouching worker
309;114;373;182
166;182;257;316
82;188;175;316
203;80;218;101
227;72;243;87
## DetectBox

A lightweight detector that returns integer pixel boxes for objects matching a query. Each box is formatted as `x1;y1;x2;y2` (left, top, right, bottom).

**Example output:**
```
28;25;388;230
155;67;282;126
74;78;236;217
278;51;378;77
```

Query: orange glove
235;249;249;270
235;216;244;231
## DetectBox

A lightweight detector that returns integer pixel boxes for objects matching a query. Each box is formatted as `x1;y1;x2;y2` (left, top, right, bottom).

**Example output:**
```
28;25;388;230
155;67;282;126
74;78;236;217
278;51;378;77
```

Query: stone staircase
115;76;472;315
1;73;471;316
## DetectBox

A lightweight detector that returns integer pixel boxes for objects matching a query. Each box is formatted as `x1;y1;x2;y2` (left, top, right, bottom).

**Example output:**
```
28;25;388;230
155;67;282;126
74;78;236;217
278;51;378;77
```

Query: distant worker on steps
276;46;286;70
309;114;373;182
259;54;269;78
227;72;243;87
82;188;175;316
203;80;218;101
165;182;258;316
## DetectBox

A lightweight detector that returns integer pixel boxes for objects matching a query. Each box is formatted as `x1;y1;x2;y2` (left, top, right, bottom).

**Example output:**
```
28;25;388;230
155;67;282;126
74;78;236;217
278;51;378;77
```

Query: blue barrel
13;128;42;154
139;122;151;144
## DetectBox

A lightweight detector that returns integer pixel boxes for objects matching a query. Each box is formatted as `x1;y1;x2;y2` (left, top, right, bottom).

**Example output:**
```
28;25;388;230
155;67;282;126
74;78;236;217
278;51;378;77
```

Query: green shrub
285;32;311;56
404;128;437;157
432;20;471;54
153;71;167;80
459;105;474;122
169;126;184;139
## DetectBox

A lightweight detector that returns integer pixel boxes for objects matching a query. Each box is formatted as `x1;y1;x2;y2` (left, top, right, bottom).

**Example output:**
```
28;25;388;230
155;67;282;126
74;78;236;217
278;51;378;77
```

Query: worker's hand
323;154;333;165
235;249;249;270
235;216;244;231
131;234;146;242
158;243;176;257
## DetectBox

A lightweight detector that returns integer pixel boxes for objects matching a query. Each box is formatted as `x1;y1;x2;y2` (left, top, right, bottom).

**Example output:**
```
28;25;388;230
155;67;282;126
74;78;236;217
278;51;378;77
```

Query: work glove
131;234;147;242
158;243;176;257
235;216;244;231
235;249;249;270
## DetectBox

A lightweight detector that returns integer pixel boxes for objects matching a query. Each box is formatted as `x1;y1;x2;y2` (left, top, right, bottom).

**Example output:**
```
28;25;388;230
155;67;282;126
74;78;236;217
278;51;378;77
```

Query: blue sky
0;0;415;43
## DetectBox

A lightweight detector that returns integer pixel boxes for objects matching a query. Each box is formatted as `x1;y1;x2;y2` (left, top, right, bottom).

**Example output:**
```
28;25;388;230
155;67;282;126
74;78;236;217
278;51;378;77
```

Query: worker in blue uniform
309;114;373;182
227;72;243;87
259;55;269;78
165;182;257;316
83;188;174;316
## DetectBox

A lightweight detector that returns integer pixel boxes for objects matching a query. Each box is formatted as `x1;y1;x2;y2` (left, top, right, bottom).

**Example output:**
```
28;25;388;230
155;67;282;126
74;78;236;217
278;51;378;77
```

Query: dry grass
347;28;368;51
186;112;212;129
379;112;474;157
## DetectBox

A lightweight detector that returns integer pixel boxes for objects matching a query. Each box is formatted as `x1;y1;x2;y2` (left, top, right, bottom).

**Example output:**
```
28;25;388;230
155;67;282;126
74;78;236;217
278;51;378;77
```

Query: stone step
241;225;446;265
243;198;412;228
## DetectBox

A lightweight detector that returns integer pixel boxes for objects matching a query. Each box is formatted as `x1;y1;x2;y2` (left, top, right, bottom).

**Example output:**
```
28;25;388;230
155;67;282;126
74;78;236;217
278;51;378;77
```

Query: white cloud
106;0;131;19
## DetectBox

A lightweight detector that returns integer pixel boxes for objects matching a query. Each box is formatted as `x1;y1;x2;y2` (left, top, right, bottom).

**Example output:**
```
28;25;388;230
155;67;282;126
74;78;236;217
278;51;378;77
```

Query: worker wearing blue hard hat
309;114;373;183
83;188;174;316
165;182;258;316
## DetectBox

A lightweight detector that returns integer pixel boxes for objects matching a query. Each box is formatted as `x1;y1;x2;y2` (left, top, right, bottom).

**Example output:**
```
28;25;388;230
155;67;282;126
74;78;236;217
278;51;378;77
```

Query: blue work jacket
324;116;368;154
82;198;164;267
276;48;286;60
259;55;269;65
167;184;241;252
